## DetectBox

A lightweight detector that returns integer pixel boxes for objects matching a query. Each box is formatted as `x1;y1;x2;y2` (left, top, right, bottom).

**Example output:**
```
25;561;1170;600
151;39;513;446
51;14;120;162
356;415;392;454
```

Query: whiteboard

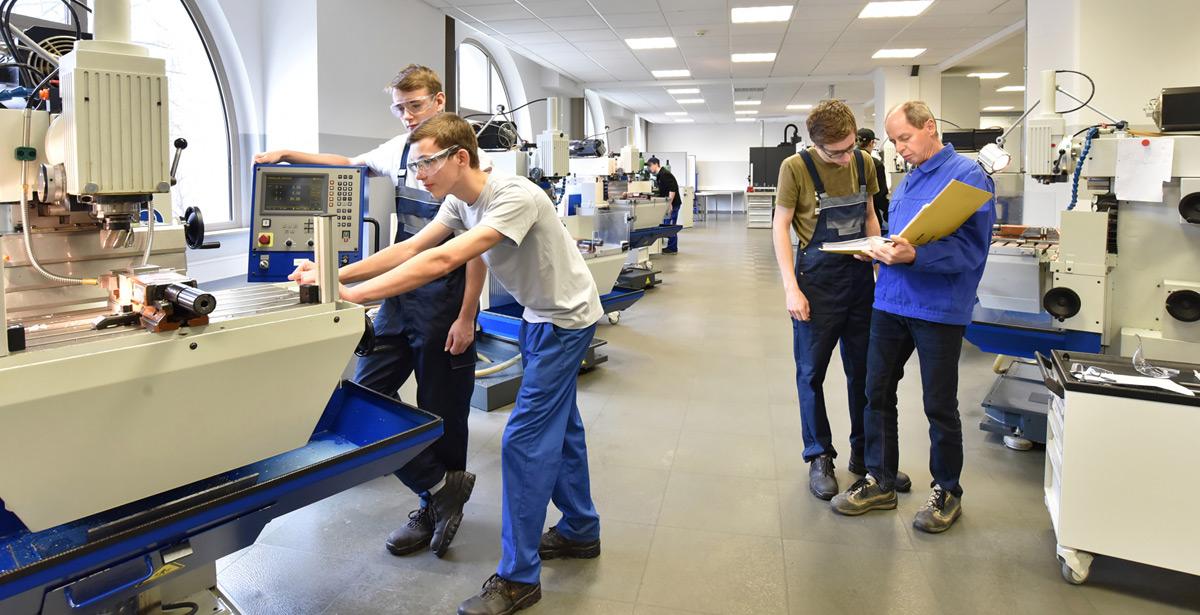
697;160;749;190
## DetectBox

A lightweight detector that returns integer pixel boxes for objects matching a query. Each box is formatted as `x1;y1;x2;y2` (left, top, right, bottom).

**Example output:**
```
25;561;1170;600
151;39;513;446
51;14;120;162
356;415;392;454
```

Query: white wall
648;120;808;190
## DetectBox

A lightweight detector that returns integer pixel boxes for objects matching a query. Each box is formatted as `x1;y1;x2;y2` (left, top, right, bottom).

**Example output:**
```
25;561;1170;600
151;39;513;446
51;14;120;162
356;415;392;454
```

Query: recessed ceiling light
665;111;688;116
735;118;757;122
731;5;793;23
734;100;762;106
982;105;1014;111
668;88;700;94
735;110;758;115
968;72;1009;79
786;104;813;110
996;85;1025;92
626;37;676;50
872;48;925;59
731;52;777;63
652;69;691;79
857;1;933;18
676;98;705;104
675;118;695;123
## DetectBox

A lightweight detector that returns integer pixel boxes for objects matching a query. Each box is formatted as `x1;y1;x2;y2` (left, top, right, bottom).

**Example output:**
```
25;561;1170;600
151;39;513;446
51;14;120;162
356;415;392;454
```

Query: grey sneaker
912;486;961;533
830;475;897;516
429;470;476;557
847;457;912;493
808;455;838;501
385;506;433;556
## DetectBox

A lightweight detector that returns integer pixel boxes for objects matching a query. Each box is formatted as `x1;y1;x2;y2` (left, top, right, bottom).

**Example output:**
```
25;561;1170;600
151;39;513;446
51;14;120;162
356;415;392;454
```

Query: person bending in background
648;156;682;253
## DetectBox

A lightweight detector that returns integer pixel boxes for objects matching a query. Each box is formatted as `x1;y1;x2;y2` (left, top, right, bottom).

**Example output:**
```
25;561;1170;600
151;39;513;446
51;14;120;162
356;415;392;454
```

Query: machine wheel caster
1003;434;1033;451
607;312;620;325
1057;546;1093;585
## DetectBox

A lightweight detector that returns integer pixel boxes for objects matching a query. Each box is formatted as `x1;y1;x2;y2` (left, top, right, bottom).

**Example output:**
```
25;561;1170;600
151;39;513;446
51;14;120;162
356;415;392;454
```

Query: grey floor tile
539;520;654;603
586;425;681;471
588;463;671;526
781;539;942;615
657;471;781;537
672;430;776;478
633;606;707;615
917;550;1098;615
529;592;635;614
682;400;774;436
638;526;788;615
777;479;914;551
220;544;365;615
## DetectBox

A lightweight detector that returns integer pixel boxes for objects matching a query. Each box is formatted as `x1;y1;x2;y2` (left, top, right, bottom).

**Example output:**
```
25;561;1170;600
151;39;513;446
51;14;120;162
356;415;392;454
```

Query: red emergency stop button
258;233;272;246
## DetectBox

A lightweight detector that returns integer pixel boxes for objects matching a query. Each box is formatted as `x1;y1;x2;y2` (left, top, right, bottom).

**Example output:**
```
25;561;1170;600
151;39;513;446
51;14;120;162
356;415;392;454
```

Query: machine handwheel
607;311;620;325
1061;561;1089;585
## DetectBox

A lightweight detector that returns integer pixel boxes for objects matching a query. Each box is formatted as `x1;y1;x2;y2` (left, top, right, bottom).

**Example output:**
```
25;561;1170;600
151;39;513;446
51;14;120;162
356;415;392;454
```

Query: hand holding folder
820;179;993;255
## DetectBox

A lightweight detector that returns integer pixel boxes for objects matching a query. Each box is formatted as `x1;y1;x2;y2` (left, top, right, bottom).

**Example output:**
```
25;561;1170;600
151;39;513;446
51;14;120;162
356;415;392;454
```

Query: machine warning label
138;562;186;587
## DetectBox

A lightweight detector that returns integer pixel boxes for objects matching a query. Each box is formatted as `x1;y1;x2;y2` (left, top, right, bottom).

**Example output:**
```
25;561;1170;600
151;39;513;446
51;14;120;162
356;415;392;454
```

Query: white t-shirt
351;132;494;190
434;175;603;329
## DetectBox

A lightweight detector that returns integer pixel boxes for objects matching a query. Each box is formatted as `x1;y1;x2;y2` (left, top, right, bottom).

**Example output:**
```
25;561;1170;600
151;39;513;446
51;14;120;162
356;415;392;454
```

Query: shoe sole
808;482;837;501
832;497;898;516
432;473;476;558
912;509;961;534
386;538;431;556
847;468;911;494
539;542;601;560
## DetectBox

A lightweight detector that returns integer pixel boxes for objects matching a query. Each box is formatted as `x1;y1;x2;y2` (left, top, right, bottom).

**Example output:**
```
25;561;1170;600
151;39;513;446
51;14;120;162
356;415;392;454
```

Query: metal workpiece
312;214;340;303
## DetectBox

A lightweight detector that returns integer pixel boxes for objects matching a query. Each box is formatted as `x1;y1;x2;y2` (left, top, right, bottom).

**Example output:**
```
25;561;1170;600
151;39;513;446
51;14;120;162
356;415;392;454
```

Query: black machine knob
1043;287;1082;321
307;239;314;247
164;283;216;316
1166;290;1200;323
285;239;294;247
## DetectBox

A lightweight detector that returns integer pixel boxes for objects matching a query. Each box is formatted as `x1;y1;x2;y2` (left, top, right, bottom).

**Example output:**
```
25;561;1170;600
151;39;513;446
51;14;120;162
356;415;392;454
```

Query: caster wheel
607;312;620;325
1003;435;1033;451
1061;561;1089;585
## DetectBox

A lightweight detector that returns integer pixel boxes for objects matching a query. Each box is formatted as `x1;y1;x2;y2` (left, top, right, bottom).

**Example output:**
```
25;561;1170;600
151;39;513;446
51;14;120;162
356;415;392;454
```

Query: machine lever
63;555;154;609
169;137;188;186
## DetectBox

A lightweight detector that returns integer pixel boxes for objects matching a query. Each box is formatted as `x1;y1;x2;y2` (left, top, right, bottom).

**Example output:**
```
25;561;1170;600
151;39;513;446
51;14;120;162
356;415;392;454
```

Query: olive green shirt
776;148;880;248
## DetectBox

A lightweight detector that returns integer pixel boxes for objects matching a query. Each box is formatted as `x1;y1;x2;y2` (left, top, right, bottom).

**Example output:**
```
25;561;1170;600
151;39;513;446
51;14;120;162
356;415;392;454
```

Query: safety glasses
406;145;462;175
816;142;856;159
390;93;437;118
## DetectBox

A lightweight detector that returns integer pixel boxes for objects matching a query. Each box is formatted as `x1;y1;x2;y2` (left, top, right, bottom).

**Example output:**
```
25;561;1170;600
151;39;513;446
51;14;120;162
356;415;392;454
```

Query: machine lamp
978;142;1012;174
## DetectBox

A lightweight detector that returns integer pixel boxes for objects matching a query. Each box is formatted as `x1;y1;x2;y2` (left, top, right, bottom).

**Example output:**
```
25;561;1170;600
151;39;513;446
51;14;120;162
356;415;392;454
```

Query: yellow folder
820;179;993;254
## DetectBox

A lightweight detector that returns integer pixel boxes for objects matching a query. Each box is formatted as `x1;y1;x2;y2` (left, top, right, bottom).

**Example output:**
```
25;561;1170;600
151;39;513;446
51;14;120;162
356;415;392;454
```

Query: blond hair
409;113;480;169
806;99;857;146
387;64;442;95
887;100;937;136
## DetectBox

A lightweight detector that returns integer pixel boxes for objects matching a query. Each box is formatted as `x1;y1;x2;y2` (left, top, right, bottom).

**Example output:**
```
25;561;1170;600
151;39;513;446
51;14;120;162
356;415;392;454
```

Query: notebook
820;179;993;255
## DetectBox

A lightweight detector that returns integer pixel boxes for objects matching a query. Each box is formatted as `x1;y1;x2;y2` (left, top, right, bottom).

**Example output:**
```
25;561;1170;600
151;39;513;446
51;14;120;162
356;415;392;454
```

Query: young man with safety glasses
772;99;912;502
257;65;491;559
293;112;604;615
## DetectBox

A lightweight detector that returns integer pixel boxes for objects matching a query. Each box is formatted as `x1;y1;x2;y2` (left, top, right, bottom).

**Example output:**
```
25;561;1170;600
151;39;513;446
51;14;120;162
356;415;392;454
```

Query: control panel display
247;163;368;283
262;174;328;213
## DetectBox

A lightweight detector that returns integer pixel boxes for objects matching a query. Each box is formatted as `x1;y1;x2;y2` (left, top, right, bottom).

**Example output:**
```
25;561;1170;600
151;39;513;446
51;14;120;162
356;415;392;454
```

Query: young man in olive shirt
771;100;911;500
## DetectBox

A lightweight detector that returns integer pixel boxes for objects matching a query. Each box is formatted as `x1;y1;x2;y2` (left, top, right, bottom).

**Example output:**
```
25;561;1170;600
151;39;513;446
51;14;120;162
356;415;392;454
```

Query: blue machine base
478;289;643;342
965;321;1101;359
0;382;441;614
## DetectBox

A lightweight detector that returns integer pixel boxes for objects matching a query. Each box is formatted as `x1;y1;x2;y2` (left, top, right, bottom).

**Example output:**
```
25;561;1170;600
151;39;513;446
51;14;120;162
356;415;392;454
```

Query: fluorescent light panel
674;118;695;123
858;1;933;18
665;111;688;116
872;48;925;59
734;100;761;106
996;85;1026;92
731;52;777;63
652;69;691;78
731;5;793;23
626;37;676;50
735;118;757;122
968;72;1009;79
982;105;1014;111
735;110;758;115
667;88;700;94
786;104;813;110
676;98;705;104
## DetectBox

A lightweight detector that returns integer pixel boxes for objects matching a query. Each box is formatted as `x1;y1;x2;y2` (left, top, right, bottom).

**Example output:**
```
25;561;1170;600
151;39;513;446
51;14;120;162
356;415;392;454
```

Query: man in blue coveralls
772;100;911;501
294;112;604;615
831;100;996;534
258;65;488;557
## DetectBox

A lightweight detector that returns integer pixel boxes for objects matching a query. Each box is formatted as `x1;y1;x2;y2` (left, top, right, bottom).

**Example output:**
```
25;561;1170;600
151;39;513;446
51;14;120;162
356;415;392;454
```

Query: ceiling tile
521;0;599;18
543;15;609;31
565;29;619;42
487;19;551;34
604;12;667;27
508;31;569;45
453;3;529;20
576;40;631;52
592;0;663;13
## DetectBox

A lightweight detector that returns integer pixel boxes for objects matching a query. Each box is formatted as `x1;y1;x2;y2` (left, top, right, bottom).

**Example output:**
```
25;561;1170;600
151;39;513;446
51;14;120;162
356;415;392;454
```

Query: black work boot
830;474;897;516
847;457;912;493
457;574;541;615
538;526;601;560
808;454;838;501
385;506;433;556
912;486;962;534
429;470;476;557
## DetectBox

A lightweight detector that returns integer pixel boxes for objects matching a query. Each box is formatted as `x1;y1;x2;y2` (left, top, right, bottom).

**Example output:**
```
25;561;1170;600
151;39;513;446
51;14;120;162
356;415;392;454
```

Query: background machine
0;2;438;613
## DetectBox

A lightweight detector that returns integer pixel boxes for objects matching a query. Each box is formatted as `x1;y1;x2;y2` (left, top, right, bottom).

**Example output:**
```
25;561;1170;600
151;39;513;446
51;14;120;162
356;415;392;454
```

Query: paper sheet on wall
1114;137;1174;202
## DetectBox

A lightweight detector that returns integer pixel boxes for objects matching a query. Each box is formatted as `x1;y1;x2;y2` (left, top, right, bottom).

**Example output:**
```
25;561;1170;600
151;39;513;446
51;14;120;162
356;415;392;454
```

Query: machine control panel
247;163;367;282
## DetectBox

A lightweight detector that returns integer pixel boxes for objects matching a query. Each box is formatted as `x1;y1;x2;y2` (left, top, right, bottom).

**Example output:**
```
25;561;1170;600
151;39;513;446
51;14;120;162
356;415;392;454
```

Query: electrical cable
0;61;43;82
161;602;199;615
933;117;963;129
1067;126;1099;211
0;0;33;86
461;97;549;120
60;0;80;40
1053;70;1095;114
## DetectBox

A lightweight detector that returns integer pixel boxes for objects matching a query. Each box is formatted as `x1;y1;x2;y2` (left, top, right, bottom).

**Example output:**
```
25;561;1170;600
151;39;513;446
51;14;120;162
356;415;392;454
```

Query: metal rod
998;99;1041;145
8;26;58;68
312;214;339;303
1055;87;1120;124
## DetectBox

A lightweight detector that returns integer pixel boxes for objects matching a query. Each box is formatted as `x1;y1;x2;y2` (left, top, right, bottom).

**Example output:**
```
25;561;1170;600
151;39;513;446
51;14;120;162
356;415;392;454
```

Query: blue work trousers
792;303;871;462
663;204;680;251
863;309;966;496
498;321;599;584
353;333;474;498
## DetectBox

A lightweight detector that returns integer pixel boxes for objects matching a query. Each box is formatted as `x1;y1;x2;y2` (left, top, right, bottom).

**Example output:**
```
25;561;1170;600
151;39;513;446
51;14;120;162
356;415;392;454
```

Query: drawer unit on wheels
248;164;367;282
746;191;775;229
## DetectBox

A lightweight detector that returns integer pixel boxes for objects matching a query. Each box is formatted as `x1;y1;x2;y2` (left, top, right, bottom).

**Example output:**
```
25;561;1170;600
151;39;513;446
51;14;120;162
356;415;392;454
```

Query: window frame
457;39;512;121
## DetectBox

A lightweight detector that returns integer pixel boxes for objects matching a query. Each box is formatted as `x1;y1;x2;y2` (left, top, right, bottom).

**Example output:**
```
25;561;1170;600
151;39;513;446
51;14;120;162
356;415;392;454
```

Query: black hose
161;602;199;615
60;0;81;40
1054;70;1095;114
934;117;963;129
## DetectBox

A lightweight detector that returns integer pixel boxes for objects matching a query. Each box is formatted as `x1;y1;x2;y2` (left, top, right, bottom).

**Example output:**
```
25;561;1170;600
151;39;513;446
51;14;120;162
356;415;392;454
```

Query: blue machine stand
0;382;441;615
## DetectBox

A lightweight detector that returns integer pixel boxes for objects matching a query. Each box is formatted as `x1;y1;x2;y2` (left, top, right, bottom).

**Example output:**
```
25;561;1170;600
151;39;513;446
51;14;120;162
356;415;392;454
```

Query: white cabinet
746;191;775;229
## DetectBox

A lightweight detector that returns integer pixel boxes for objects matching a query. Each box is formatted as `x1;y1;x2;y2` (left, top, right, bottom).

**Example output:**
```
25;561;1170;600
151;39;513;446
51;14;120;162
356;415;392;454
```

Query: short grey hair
886;100;937;136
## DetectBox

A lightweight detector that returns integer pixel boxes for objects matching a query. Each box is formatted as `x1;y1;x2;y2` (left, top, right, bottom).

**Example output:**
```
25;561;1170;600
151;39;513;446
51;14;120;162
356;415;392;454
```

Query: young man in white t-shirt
257;65;488;559
292;112;603;615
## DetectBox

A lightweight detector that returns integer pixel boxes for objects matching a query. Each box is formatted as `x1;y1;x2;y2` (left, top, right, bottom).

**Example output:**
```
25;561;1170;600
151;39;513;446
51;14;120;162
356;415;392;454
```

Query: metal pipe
7;26;58;68
164;283;216;315
94;0;132;44
312;214;339;303
141;200;155;265
546;96;560;133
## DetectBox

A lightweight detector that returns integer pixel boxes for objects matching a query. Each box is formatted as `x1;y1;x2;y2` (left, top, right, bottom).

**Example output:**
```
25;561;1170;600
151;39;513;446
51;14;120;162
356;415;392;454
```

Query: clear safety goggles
390;93;437;118
816;142;856;159
406;145;462;175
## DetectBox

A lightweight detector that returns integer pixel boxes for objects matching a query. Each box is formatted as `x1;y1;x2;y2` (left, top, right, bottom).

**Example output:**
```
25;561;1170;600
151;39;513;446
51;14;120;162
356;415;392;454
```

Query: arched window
8;1;235;227
458;40;510;119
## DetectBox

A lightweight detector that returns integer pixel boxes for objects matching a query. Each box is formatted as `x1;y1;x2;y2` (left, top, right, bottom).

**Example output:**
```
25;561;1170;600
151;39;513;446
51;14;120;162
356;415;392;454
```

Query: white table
695;190;742;217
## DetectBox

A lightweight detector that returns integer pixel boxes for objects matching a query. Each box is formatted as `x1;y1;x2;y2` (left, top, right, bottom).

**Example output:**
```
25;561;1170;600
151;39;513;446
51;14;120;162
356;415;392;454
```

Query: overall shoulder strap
854;150;866;190
798;149;826;196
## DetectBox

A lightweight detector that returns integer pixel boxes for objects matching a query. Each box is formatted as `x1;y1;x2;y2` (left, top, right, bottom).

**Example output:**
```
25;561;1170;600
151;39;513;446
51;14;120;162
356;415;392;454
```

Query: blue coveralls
791;150;876;464
497;318;600;584
353;143;476;499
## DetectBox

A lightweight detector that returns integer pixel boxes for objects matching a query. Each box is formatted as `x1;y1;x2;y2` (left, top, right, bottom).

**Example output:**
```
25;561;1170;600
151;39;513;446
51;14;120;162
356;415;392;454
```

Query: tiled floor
218;215;1200;614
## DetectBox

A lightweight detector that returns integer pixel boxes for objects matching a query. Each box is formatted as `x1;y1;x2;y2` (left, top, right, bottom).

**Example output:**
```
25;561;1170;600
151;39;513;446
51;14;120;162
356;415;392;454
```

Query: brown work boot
457;574;541;615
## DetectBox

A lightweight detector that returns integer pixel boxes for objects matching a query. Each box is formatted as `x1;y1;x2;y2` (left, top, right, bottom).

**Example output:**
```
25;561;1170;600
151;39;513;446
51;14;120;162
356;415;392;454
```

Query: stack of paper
820;179;993;255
